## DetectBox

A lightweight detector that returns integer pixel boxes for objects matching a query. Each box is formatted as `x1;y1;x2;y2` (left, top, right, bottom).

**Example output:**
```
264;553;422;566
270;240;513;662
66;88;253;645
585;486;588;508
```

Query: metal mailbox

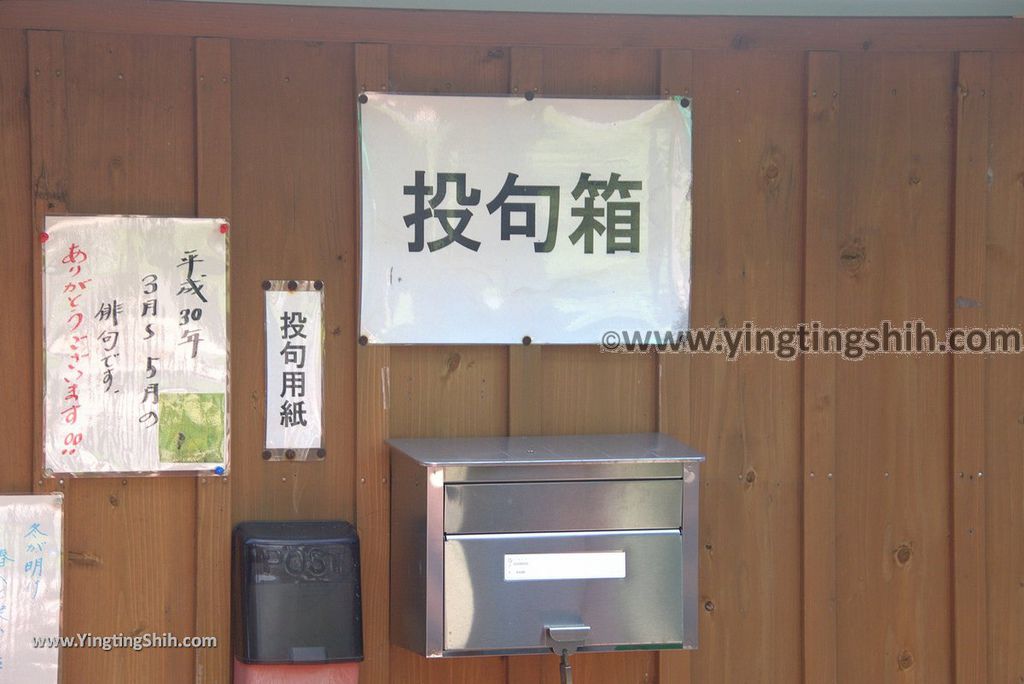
388;432;704;658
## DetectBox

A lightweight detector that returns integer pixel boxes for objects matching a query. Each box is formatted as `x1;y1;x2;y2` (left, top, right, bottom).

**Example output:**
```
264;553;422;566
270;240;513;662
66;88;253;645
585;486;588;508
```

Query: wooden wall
0;3;1022;683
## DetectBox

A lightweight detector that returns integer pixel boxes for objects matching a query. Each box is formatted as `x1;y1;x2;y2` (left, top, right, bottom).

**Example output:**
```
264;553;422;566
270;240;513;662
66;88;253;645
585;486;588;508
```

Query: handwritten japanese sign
358;93;692;344
0;494;62;683
43;216;229;474
264;281;324;457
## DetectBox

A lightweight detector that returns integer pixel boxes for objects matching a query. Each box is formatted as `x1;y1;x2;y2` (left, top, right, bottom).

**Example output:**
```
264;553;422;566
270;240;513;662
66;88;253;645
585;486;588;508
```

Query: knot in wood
839;238;866;272
894;543;913;566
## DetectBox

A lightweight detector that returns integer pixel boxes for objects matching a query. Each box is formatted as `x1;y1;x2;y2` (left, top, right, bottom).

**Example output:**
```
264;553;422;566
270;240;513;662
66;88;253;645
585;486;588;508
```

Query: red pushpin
39;232;49;243
219;223;229;234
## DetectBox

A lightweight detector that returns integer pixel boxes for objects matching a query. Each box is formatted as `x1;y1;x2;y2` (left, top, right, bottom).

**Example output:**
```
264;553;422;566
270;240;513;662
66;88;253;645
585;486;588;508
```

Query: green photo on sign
158;393;226;463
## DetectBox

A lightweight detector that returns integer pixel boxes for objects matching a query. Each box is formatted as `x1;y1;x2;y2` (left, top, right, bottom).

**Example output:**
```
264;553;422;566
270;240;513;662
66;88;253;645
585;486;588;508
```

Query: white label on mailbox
503;551;626;581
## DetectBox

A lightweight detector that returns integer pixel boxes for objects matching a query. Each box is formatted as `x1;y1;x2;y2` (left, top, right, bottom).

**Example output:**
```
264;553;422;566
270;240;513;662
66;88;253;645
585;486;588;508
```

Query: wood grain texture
681;50;805;684
803;50;841;684
522;45;663;684
193;36;232;684
384;43;510;684
503;45;553;684
27;30;69;492
29;30;200;683
3;2;1024;52
355;343;390;684
354;41;391;684
981;51;1024;684
195;37;232;216
63;32;195;215
388;347;509;684
951;51;991;684
0;29;33;493
0;12;1021;684
25;33;67;678
228;38;356;524
833;52;955;684
656;47;694;684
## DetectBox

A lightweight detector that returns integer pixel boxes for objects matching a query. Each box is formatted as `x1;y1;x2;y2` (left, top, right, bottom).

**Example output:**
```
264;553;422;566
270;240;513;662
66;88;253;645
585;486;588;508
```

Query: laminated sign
263;281;324;460
0;494;63;683
358;93;693;344
42;216;229;475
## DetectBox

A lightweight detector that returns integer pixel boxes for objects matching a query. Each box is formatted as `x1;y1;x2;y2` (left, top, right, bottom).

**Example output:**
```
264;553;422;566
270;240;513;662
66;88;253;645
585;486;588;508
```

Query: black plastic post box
233;521;363;665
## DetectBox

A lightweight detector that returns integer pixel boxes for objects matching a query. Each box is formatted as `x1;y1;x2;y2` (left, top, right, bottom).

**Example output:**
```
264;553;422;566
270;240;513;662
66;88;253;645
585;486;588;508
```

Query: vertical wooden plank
26;30;69;683
27;31;68;224
385;43;511;684
982;51;1024;684
656;46;694;684
833;53;955;684
193;36;232;684
507;344;544;437
28;30;68;494
803;50;840;684
65;31;199;684
506;45;545;439
355;341;390;684
354;41;391;684
503;45;544;450
387;344;510;684
195;37;232;215
63;33;195;215
951;51;990;684
505;46;544;440
655;50;695;683
672;50;804;684
503;44;553;684
532;353;658;683
229;38;356;523
521;46;661;684
30;30;200;683
506;45;544;439
0;28;34;493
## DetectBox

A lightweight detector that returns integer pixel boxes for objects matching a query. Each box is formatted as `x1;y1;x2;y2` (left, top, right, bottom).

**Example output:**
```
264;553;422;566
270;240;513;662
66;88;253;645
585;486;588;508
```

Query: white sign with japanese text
358;93;692;344
42;216;229;474
0;494;62;683
264;284;324;453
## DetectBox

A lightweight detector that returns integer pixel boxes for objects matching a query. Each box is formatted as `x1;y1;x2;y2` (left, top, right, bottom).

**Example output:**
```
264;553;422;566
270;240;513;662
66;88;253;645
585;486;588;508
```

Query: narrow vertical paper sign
264;281;324;460
42;216;229;474
0;494;63;683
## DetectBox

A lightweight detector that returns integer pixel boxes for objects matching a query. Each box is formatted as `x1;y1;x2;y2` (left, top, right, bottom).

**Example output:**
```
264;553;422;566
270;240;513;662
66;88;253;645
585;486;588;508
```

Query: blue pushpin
214;466;225;476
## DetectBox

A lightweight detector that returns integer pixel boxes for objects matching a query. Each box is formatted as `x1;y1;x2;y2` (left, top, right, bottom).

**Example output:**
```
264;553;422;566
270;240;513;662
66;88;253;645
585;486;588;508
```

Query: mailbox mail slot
389;432;703;658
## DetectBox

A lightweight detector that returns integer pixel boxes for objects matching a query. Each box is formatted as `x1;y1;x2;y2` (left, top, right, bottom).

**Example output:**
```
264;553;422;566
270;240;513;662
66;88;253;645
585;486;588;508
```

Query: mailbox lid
388;433;703;468
443;530;684;653
444;480;683;534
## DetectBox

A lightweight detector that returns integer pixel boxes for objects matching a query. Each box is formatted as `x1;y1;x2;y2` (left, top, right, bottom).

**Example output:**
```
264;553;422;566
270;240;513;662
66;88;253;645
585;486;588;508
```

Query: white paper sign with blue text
0;494;63;683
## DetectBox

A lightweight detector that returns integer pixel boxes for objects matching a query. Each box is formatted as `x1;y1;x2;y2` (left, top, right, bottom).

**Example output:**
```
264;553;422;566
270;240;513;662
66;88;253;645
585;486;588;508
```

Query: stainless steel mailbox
388;432;704;658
